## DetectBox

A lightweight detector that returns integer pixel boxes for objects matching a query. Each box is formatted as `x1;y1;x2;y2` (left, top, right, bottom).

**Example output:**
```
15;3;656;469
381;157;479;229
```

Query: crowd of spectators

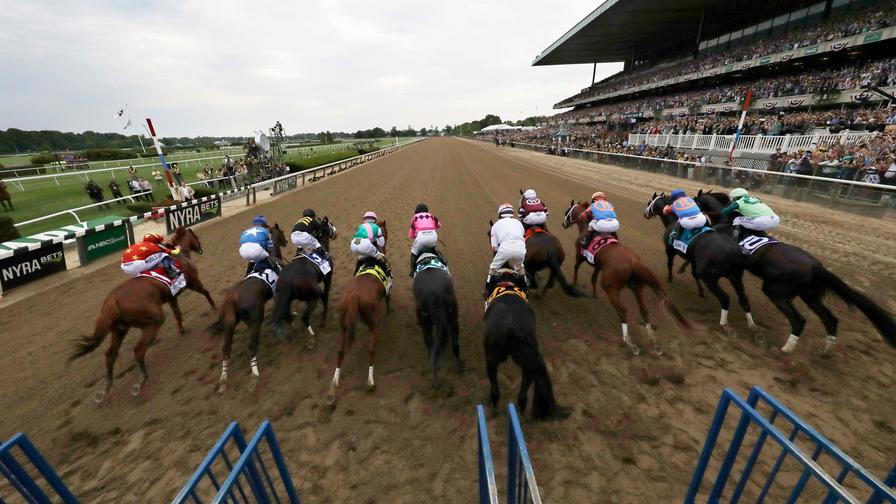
559;1;896;105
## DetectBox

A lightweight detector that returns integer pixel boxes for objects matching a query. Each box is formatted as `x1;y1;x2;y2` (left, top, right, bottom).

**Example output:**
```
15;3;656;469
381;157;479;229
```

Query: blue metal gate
478;404;499;504
477;404;542;504
0;433;78;504
687;386;896;503
173;420;301;504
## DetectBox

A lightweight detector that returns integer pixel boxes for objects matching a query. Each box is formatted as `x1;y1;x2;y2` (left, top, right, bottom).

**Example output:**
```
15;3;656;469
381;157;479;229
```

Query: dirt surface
1;138;894;503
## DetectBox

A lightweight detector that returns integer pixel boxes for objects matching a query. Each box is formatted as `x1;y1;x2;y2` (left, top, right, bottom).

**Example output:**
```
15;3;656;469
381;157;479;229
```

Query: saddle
413;252;450;278
356;261;392;295
524;226;546;241
581;234;619;265
485;277;528;310
139;267;187;296
295;250;332;275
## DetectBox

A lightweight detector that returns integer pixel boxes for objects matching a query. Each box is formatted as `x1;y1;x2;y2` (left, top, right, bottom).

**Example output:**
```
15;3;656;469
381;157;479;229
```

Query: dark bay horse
524;227;581;297
412;252;463;388
69;228;215;402
208;223;287;392
563;201;692;355
698;192;896;355
0;179;12;211
269;217;337;348
644;193;756;338
483;272;569;420
327;221;390;405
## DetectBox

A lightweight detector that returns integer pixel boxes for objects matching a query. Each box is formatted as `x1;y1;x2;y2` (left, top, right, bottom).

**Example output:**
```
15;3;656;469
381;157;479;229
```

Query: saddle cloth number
301;252;331;275
672;240;688;254
247;269;278;292
738;235;778;255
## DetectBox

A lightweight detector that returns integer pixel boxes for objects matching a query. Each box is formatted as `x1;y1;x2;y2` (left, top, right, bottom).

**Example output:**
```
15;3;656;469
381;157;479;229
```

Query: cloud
0;0;621;136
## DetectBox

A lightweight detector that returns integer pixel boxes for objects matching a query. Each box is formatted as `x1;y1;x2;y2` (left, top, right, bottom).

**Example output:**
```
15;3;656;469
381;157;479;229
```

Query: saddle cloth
357;263;392;295
246;268;278;294
414;253;450;278
524;227;546;241
582;235;619;265
139;268;187;296
295;251;332;275
672;226;714;254
485;284;528;311
738;235;780;255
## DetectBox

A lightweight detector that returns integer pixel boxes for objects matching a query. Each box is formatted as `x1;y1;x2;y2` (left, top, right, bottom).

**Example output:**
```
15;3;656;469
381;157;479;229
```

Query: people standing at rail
351;211;391;275
518;188;548;229
121;233;181;279
291;209;330;256
239;215;280;275
407;203;445;277
487;203;526;292
721;188;780;240
578;191;620;246
664;189;706;242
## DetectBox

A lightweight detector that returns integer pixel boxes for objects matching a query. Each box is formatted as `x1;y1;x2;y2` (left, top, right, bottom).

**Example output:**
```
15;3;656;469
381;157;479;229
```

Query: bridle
562;203;581;229
644;195;664;219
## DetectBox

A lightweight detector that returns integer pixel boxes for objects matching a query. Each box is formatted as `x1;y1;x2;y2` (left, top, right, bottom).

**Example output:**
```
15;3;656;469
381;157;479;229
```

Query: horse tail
207;290;238;337
269;276;295;328
545;245;582;298
632;261;694;331
341;292;360;346
428;297;451;374
813;264;896;349
528;350;561;421
70;298;117;360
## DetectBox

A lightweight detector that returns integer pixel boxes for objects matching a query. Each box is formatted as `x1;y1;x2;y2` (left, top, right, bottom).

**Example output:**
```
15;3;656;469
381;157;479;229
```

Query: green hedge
192;186;218;199
81;148;133;161
0;215;20;242
30;153;58;165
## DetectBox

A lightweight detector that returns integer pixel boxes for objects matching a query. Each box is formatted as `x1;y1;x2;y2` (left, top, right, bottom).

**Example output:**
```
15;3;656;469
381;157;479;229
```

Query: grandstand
512;0;896;183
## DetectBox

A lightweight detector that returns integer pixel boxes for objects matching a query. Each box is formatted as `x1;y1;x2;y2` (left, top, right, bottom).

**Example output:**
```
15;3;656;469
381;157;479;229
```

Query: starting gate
0;433;78;504
687;386;896;503
477;403;542;504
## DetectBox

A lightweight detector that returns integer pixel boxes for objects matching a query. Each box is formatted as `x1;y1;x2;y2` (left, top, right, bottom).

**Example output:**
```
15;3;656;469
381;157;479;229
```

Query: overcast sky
0;1;620;137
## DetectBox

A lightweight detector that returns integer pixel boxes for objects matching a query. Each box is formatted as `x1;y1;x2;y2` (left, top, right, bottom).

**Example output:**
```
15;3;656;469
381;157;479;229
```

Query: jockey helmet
363;211;378;222
143;233;164;244
497;203;515;218
415;203;429;213
591;191;606;201
670;189;686;200
302;208;316;218
252;215;268;226
522;189;536;199
729;188;749;201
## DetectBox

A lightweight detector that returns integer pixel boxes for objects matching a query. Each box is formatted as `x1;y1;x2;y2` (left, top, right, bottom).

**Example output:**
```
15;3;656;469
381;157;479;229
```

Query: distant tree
389;126;399;137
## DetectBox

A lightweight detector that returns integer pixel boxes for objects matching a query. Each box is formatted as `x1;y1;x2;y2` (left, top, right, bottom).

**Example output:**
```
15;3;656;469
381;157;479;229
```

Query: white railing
627;132;878;155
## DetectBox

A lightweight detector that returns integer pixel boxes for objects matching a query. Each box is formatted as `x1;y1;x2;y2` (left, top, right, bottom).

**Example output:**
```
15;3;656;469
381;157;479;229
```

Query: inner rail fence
627;131;878;155
686;386;895;503
481;139;896;219
0;139;421;294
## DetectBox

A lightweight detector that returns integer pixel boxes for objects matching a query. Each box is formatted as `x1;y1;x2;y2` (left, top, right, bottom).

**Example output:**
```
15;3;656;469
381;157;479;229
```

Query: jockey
291;208;329;256
351;210;391;275
722;188;780;240
663;189;707;242
578;191;619;247
239;215;280;275
408;203;444;277
518;188;548;229
488;203;526;285
120;233;181;279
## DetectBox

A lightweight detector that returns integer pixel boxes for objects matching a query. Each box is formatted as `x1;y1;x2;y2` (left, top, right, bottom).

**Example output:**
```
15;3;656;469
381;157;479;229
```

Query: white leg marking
781;334;799;354
720;309;729;327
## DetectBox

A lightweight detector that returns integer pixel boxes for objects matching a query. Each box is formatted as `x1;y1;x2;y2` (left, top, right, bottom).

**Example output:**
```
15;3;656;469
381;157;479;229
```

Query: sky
0;0;621;137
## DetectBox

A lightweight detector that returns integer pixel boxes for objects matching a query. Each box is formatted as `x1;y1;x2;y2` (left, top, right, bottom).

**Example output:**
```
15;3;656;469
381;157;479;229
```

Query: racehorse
517;189;580;297
0;179;12;211
269;217;337;347
563;200;692;354
412;250;463;388
644;193;757;337
698;191;896;354
208;223;287;392
327;221;390;405
483;271;569;420
69;228;215;402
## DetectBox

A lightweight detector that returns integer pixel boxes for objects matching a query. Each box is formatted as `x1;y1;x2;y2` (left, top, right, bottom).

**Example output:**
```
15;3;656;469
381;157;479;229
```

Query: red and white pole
728;90;753;162
146;118;181;201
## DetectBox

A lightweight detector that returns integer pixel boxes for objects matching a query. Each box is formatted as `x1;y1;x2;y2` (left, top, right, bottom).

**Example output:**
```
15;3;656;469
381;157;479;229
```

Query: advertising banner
0;242;66;292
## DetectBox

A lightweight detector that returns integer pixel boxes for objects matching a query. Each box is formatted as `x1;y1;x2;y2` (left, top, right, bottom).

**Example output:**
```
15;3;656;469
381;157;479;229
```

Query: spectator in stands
152;169;164;186
179;182;195;201
139;177;153;201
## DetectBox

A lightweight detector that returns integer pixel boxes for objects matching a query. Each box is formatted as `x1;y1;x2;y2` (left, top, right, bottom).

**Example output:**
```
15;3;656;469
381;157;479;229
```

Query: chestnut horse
208;223;287;392
562;200;692;355
0;179;12;211
70;228;216;402
327;221;390;405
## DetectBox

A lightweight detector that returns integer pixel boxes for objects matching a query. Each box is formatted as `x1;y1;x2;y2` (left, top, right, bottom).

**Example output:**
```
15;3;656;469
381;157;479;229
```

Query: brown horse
0;179;12;211
69;228;216;402
562;201;692;355
327;221;390;405
208;223;287;393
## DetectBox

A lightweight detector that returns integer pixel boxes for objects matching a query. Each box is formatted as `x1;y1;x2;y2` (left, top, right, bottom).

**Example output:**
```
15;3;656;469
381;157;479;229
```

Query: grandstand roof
533;0;811;66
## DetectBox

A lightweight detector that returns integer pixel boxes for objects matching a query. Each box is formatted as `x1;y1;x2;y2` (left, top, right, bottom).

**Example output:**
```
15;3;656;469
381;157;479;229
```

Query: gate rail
478;404;500;504
0;432;78;503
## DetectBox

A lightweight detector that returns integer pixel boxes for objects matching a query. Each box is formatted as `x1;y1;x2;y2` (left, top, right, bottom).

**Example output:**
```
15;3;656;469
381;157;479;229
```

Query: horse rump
631;260;694;331
813;264;896;349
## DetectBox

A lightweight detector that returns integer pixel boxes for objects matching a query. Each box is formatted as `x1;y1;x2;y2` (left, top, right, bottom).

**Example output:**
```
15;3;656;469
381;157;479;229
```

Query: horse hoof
306;337;317;350
326;392;337;406
722;325;737;337
629;344;641;356
217;382;227;393
367;383;376;393
653;344;664;356
93;390;107;403
130;383;144;396
247;378;258;392
750;326;764;344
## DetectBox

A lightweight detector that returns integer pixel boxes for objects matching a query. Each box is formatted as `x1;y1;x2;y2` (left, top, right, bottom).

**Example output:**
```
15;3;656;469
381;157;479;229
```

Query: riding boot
409;254;417;278
353;259;363;275
581;230;595;249
245;262;254;276
436;249;448;266
732;225;742;242
162;257;180;279
669;224;682;244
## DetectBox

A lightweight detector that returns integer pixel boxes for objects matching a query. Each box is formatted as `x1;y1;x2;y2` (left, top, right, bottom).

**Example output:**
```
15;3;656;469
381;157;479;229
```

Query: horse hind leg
730;270;760;341
516;371;532;415
800;291;839;354
606;287;638;355
131;325;161;396
96;329;126;403
633;285;662;356
301;297;320;350
765;288;806;354
364;309;381;392
218;319;237;393
704;276;735;337
246;316;263;391
169;298;186;335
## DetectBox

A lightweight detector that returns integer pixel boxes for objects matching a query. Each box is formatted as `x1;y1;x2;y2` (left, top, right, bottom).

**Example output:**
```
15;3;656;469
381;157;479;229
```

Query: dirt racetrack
1;137;894;503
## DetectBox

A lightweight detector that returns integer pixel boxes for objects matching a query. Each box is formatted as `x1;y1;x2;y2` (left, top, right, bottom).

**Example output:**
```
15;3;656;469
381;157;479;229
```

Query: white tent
479;124;521;133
